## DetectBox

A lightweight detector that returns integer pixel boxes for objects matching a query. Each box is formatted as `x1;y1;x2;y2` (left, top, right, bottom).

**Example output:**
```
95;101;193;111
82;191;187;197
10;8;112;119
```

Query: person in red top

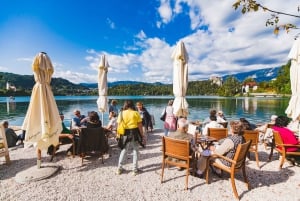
272;115;300;152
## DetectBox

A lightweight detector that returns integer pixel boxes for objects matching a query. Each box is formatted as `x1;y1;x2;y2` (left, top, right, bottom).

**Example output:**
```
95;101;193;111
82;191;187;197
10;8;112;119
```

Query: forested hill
0;72;88;95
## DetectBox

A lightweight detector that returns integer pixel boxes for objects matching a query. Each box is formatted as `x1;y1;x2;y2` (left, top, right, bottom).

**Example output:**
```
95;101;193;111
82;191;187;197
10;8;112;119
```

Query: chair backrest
232;140;252;169
273;130;284;149
0;124;10;164
162;136;190;161
243;130;259;147
208;128;228;141
77;127;108;154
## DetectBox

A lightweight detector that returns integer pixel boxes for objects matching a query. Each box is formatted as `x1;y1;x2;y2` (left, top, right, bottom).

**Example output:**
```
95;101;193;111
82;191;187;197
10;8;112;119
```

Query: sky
0;0;299;84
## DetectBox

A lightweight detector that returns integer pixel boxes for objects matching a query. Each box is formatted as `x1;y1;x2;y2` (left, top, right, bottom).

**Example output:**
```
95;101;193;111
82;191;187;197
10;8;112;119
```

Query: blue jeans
164;128;169;136
118;137;139;171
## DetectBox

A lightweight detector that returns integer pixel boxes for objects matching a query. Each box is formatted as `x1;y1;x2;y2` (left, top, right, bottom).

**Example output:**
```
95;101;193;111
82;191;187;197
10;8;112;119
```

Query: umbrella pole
101;112;104;125
37;148;41;168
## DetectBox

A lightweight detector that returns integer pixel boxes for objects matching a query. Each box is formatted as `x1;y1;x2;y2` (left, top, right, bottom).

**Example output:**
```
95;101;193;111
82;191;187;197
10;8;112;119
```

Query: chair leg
50;146;57;162
185;167;189;190
161;161;165;183
230;173;239;200
72;140;75;158
242;166;250;190
255;151;259;168
279;153;285;169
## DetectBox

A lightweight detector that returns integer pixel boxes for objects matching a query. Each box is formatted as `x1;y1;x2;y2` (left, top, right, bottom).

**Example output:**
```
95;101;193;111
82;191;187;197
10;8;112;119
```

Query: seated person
272;115;300;163
202;109;217;128
47;113;79;155
240;117;257;130
216;110;227;123
104;111;117;138
255;115;277;143
86;111;102;128
71;109;87;129
2;121;24;148
197;120;245;177
168;118;195;169
202;115;224;136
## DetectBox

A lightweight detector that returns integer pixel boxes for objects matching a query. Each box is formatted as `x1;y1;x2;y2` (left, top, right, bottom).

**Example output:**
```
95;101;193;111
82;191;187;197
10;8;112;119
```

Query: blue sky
0;0;299;84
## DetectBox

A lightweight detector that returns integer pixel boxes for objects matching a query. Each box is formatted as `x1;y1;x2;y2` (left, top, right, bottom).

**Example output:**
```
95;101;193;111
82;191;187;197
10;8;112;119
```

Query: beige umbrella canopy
22;52;62;150
285;39;300;121
171;41;189;117
96;55;109;123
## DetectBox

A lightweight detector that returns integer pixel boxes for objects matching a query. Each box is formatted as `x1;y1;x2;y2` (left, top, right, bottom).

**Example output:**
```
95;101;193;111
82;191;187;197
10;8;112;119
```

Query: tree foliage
217;76;241;97
272;60;291;94
233;0;300;34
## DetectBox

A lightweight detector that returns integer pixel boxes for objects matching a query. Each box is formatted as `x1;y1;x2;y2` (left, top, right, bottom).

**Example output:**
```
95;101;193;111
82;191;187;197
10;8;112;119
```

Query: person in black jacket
136;102;152;139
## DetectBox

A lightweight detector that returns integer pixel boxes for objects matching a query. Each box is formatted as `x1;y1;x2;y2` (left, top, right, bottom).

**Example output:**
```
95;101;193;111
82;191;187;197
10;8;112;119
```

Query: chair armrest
277;143;300;148
210;153;236;164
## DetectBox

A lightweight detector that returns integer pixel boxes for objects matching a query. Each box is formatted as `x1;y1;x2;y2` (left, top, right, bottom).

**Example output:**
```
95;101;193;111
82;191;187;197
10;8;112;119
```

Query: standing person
163;100;177;136
116;100;145;176
136;101;151;140
109;99;119;116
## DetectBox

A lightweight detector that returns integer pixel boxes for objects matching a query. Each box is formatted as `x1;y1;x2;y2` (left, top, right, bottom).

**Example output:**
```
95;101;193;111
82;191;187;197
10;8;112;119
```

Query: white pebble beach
1;129;299;201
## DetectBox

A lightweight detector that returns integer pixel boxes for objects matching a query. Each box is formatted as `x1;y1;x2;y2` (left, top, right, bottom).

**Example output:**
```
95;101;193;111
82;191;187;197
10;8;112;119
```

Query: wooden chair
243;130;260;168
208;127;228;141
161;136;193;190
272;131;300;169
0;125;10;164
50;135;75;161
205;140;252;200
77;127;109;165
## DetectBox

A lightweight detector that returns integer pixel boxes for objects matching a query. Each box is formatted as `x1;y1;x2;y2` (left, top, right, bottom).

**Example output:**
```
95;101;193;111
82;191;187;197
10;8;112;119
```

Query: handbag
160;108;166;121
117;135;128;149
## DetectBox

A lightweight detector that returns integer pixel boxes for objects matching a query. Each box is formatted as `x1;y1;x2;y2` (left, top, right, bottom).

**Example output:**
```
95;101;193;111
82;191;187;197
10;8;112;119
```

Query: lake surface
0;95;290;128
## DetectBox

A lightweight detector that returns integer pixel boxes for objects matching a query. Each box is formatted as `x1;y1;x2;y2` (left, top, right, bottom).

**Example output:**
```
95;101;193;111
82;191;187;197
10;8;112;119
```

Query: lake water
0;95;290;128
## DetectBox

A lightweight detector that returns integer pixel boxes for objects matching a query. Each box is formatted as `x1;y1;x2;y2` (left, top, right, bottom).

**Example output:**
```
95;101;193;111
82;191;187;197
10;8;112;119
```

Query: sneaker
116;168;124;175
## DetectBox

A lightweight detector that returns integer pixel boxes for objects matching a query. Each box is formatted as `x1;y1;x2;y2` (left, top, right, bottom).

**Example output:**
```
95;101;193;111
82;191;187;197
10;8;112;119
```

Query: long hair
123;100;135;110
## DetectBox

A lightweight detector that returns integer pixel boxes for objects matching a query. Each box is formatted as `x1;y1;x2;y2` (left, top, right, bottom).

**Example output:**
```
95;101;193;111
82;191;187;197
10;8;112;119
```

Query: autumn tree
233;0;300;34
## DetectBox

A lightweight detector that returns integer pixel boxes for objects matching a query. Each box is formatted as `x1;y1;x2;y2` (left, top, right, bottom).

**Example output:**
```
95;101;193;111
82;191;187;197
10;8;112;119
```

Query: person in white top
255;115;277;143
216;110;226;123
104;111;117;138
202;115;224;136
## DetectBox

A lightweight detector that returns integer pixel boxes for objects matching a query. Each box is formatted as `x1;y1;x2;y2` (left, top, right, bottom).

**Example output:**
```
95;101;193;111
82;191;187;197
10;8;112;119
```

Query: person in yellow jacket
116;100;145;176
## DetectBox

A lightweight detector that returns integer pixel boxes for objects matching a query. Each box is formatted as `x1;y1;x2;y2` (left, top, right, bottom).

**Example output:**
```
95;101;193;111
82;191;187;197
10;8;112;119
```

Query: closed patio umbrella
21;52;62;166
171;41;189;117
285;39;300;121
96;55;109;124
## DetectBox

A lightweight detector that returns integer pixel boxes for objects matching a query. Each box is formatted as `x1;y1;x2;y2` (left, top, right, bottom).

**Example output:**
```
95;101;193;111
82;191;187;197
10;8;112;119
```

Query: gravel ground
0;129;300;201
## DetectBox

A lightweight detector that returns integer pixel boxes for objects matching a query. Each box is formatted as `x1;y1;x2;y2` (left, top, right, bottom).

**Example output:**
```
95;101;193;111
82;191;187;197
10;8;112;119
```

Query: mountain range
0;67;280;91
80;67;281;88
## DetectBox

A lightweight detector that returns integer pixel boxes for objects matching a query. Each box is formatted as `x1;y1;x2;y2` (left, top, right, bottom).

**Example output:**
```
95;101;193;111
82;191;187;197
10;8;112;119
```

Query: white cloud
0;66;8;71
157;0;173;25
